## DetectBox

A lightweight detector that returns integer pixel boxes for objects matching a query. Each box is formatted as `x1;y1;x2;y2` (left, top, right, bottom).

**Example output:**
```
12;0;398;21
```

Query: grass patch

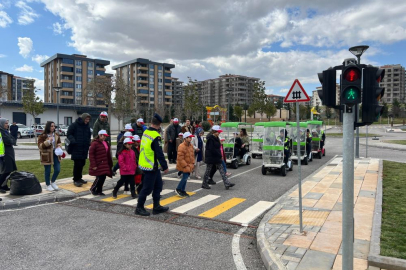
382;140;406;146
325;133;381;138
381;160;406;260
16;158;117;183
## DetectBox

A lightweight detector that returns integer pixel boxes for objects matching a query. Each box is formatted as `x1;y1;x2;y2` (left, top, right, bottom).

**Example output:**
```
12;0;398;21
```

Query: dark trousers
12;135;17;146
137;170;163;208
113;162;120;172
73;159;86;181
320;140;324;150
209;164;217;179
306;143;311;158
284;150;289;164
0;172;11;189
90;175;106;193
114;175;135;196
168;141;177;162
203;163;230;186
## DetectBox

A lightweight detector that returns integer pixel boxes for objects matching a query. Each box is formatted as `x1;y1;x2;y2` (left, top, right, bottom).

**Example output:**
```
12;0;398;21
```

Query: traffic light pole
343;105;355;270
355;110;360;158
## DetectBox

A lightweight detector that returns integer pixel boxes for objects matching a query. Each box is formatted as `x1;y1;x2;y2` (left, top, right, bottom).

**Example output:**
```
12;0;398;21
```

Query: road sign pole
343;105;354;270
296;102;303;233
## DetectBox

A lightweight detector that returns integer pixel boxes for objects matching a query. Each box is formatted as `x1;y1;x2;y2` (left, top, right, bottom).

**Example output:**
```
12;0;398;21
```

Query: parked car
31;124;45;136
59;125;68;136
16;124;34;139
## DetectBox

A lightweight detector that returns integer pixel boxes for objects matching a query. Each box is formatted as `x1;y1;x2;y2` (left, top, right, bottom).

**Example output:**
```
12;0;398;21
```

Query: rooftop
40;53;110;67
112;58;175;70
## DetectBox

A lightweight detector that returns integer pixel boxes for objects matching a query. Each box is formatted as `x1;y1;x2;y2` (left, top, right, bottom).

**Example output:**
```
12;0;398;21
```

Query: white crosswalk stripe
162;176;202;184
171;195;220;214
229;201;275;225
81;190;113;199
122;189;173;205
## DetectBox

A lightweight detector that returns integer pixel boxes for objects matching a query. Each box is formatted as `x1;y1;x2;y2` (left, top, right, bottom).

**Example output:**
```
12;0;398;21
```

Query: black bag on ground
8;171;42;195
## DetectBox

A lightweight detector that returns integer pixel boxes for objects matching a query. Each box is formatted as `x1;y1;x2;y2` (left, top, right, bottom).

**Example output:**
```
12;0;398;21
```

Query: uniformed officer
306;129;312;158
277;129;290;164
135;113;169;216
316;125;326;150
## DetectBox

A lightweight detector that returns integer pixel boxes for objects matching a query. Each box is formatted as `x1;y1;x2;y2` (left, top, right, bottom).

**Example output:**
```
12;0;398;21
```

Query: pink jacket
118;149;137;175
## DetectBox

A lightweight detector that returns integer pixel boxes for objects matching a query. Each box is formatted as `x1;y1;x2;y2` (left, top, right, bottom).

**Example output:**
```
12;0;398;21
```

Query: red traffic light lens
344;68;360;82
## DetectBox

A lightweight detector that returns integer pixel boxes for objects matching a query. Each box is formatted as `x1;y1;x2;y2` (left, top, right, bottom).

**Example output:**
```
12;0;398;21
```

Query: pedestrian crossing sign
284;79;310;103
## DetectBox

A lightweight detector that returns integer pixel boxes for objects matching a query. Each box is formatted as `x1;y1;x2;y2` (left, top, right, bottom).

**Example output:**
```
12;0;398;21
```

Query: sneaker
175;189;184;197
2;186;10;191
152;205;169;215
226;172;232;176
208;179;216;185
97;192;106;196
78;179;88;184
74;181;83;187
0;189;6;194
135;207;150;216
225;183;235;190
195;176;201;179
177;174;181;179
201;184;211;189
91;190;98;196
182;191;190;197
51;182;59;191
46;185;54;191
112;189;118;199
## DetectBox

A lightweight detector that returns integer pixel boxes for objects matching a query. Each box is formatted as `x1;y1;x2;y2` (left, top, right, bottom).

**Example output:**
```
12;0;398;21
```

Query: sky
1;0;406;101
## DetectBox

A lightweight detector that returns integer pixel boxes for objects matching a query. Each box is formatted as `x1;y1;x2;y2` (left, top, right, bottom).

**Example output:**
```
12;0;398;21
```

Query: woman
240;128;249;158
89;130;113;196
175;132;195;197
192;128;205;179
38;121;62;191
0;118;17;193
201;125;234;190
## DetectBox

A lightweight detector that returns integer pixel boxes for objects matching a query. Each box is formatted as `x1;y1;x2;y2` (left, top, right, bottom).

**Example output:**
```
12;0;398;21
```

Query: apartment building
0;71;35;101
379;64;405;104
112;58;175;113
267;94;284;105
41;54;110;106
172;78;184;108
313;83;340;107
198;74;259;107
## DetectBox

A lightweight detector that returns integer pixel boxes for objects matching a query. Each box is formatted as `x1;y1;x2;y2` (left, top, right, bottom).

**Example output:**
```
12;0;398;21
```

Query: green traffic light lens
343;87;360;104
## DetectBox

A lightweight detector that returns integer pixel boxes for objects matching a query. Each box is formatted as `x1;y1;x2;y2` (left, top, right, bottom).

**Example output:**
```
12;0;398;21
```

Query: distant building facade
0;71;35;102
312;83;340;107
172;78;184;108
379;64;405;104
41;54;110;106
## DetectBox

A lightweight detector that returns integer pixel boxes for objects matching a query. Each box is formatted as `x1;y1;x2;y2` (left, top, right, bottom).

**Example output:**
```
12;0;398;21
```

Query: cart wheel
232;160;239;169
281;165;287;176
303;157;308;165
252;154;256;159
261;165;266;175
289;161;293;171
323;149;326;156
318;152;322;159
246;156;251;165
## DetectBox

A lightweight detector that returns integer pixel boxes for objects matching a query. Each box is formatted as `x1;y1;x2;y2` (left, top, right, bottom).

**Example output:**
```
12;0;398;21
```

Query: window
76;84;82;89
76;68;82;73
64;117;73;125
165;79;171;83
62;66;74;72
88;70;93;75
158;78;163;83
139;90;148;94
150;84;154;88
96;70;105;76
150;97;154;101
76;60;82;66
164;73;171;77
158;85;163;90
75;92;82;97
62;82;74;88
149;77;154;83
158;66;163;70
88;62;94;68
158;72;162;77
76;76;82;81
150;91;155;96
149;71;154;75
149;64;154;69
165;91;172;96
62;58;74;64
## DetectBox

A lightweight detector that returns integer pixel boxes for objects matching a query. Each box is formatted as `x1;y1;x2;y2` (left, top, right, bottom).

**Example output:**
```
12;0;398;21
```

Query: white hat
133;135;141;142
100;111;108;117
124;131;133;138
173;118;179;122
98;130;109;136
123;138;134;144
212;125;222;133
183;132;194;138
125;123;134;131
137;118;144;124
178;132;184;136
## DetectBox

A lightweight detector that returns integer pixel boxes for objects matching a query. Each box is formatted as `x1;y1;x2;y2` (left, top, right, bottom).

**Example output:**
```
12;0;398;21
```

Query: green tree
249;81;268;120
382;101;389;118
234;105;243;122
183;77;200;119
306;104;311;119
22;83;45;143
292;104;307;120
264;98;277;120
392;98;401;118
228;105;235;121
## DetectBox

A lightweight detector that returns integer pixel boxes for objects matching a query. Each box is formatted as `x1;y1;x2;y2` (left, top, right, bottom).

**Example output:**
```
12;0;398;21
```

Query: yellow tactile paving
102;194;130;202
269;209;299;224
269;210;329;226
58;183;92;193
198;198;246;218
145;192;196;209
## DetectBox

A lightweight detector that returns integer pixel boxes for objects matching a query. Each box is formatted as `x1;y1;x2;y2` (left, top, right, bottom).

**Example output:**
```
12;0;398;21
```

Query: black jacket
166;123;181;142
67;117;92;160
0;128;17;174
204;134;222;164
9;125;18;137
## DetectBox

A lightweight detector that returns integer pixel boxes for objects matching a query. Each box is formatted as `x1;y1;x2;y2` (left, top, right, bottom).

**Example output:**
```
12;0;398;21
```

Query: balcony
61;71;74;76
60;79;73;83
137;79;148;83
96;66;105;71
137;66;148;70
61;63;74;67
138;72;148;77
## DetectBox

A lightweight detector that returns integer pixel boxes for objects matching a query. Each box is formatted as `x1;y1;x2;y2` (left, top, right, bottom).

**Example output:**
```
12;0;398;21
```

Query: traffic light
317;68;336;107
362;66;385;124
341;64;362;105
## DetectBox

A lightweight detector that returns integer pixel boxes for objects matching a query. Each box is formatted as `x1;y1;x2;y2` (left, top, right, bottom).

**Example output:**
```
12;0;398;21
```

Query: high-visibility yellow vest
0;132;5;157
138;129;161;171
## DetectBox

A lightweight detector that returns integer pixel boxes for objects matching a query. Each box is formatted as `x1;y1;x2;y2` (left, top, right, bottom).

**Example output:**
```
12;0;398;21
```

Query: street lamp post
53;86;62;134
226;89;232;122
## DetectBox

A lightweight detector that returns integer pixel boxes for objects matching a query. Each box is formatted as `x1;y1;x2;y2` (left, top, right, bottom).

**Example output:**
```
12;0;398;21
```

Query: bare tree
22;82;45;143
85;75;114;126
113;76;132;129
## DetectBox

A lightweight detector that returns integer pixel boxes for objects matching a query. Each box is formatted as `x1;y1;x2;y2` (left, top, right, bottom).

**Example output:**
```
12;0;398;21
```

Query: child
176;133;184;178
113;138;137;199
132;135;143;195
175;132;195;197
113;126;134;175
116;131;134;194
220;137;231;177
89;130;113;196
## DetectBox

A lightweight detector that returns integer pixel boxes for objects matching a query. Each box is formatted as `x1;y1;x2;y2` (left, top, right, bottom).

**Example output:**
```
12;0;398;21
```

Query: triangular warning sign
284;79;311;103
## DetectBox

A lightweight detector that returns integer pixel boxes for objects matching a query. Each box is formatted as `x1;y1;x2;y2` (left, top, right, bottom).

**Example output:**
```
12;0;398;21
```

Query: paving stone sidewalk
0;163;178;210
257;156;380;270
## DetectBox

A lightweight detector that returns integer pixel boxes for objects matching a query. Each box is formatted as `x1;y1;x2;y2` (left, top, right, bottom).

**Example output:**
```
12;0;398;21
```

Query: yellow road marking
198;198;246;218
145;192;196;209
102;194;130;202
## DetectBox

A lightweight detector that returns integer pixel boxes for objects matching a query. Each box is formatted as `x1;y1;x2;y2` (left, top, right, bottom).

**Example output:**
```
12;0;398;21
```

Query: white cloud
17;37;33;58
279;88;289;93
16;1;39;25
0;3;13;27
0;54;6;58
31;54;49;64
15;64;34;72
52;22;63;34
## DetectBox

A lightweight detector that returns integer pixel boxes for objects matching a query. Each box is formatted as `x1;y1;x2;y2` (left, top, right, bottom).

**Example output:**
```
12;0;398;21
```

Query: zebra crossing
80;188;275;225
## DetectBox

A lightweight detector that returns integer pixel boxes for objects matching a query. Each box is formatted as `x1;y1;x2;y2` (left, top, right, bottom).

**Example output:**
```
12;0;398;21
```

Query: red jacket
119;149;137;175
220;145;226;162
89;139;113;177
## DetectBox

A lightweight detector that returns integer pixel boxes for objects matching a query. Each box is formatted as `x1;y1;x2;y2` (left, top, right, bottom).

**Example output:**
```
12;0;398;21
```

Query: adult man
132;118;147;138
277;129;290;165
163;118;173;154
9;122;18;146
135;113;169;216
181;119;193;134
67;113;92;187
316;125;326;150
166;118;181;164
93;111;110;144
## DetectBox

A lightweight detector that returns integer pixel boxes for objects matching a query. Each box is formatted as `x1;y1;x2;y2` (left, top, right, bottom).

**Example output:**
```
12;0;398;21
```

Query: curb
359;142;406;151
0;167;179;211
256;155;340;270
368;160;406;270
